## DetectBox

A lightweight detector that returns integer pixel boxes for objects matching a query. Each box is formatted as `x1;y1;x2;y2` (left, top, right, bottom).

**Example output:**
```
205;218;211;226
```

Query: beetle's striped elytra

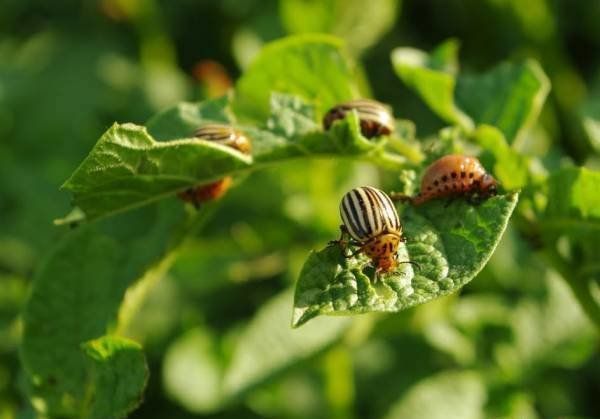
323;99;395;139
391;155;498;206
334;186;414;277
177;124;251;207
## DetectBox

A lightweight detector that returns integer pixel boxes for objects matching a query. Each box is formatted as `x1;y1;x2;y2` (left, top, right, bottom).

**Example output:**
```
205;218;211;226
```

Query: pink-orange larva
405;155;498;205
177;124;251;207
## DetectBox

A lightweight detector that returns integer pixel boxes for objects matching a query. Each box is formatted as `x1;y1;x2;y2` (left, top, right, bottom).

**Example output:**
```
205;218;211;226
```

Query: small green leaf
223;289;351;399
391;39;472;129
146;95;233;141
292;193;518;327
456;60;550;144
82;336;148;419
234;34;362;121
473;125;529;190
544;167;600;222
383;371;486;419
162;328;222;413
21;201;192;417
542;167;600;329
392;40;550;143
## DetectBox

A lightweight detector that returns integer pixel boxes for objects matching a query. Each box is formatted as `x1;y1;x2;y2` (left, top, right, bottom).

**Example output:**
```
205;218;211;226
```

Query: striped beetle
390;155;498;206
333;186;415;278
323;99;395;139
178;124;251;207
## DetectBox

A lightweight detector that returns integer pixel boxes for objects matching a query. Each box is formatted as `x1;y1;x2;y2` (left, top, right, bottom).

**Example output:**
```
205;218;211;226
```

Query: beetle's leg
466;193;483;206
328;225;351;247
388;192;413;203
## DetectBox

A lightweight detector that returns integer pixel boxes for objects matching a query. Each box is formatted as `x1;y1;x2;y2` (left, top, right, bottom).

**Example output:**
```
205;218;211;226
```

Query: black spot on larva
441;175;448;182
433;180;439;186
427;186;432;191
444;185;450;191
451;172;457;178
469;172;474;178
461;171;466;178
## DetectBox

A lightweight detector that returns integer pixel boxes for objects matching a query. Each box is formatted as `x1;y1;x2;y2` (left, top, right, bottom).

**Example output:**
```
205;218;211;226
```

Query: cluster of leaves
2;1;600;418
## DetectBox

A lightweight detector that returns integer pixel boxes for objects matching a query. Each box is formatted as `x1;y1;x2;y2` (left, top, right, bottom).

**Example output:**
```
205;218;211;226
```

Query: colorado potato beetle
333;186;415;277
323;99;395;138
178;124;251;207
392;154;498;205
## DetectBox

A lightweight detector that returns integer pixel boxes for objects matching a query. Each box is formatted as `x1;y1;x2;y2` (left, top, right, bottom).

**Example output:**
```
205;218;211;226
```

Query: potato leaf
81;336;149;419
20;201;195;417
62;93;407;222
234;34;362;121
292;193;518;327
392;40;549;143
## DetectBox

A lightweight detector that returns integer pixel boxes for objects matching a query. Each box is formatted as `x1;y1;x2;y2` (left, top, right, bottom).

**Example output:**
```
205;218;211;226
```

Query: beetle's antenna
397;260;420;272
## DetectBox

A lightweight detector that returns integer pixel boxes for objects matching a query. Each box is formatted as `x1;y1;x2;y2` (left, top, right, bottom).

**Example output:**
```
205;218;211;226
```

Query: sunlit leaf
163;328;222;413
62;93;407;222
292;194;518;327
223;289;351;399
234;34;362;121
81;336;148;419
383;371;486;419
473;125;529;190
392;40;550;143
280;0;400;55
20;202;194;417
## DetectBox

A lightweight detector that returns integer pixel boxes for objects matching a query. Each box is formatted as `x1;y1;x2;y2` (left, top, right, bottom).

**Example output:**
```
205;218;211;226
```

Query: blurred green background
1;0;599;418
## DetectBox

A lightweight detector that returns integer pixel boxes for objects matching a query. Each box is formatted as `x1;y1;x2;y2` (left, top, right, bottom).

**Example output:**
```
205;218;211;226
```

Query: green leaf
280;0;400;55
391;40;473;129
234;34;362;121
392;40;550;143
544;166;600;222
61;122;252;222
456;60;550;144
383;371;486;419
292;193;518;327
223;288;351;399
162;328;222;413
146;95;233;141
81;336;148;419
541;166;600;329
20;201;193;417
62;93;408;222
473;125;529;190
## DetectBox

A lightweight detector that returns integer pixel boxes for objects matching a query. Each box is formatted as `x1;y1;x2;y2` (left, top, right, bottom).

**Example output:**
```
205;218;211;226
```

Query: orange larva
178;124;251;207
401;155;498;205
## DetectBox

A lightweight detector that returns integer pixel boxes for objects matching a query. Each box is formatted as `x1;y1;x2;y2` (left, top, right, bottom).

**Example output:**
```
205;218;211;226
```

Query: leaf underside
292;193;518;327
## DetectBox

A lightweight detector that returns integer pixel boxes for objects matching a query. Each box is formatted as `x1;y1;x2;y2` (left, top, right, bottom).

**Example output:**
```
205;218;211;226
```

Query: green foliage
21;202;197;417
392;41;550;143
62;91;408;222
280;0;400;54
234;34;362;121
82;337;148;419
3;3;600;419
292;194;518;327
383;371;486;419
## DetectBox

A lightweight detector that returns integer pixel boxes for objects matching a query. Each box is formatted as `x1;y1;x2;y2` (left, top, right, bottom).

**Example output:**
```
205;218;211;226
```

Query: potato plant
1;1;599;418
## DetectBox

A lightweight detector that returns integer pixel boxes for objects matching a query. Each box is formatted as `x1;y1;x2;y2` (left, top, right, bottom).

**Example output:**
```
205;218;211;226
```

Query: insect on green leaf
292;193;518;327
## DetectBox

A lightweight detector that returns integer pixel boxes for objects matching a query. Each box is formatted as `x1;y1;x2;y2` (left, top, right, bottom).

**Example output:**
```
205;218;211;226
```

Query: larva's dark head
480;173;498;196
194;124;252;155
323;99;395;138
